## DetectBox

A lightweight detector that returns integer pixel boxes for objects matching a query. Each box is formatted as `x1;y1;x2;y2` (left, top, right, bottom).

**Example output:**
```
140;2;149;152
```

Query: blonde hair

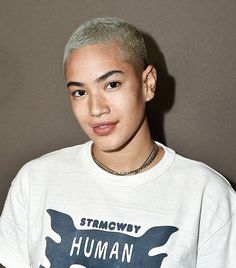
63;17;147;72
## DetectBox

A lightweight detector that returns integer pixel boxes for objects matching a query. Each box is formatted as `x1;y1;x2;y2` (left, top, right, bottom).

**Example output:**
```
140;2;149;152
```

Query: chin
91;136;128;153
92;132;139;153
93;142;121;152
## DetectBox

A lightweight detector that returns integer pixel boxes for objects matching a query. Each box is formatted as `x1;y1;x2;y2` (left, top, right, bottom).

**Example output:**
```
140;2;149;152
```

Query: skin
64;42;164;173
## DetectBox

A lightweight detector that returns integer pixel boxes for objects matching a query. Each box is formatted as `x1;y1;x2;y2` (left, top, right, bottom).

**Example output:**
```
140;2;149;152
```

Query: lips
92;121;118;136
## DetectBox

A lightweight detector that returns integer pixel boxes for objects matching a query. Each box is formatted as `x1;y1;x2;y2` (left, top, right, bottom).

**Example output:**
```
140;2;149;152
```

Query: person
0;17;235;268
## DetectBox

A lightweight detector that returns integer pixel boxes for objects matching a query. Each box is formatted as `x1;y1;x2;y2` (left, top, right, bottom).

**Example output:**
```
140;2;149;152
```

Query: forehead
64;42;136;82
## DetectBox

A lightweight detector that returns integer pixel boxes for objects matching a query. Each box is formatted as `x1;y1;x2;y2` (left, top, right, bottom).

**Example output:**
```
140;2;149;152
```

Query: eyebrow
67;70;124;88
95;70;124;82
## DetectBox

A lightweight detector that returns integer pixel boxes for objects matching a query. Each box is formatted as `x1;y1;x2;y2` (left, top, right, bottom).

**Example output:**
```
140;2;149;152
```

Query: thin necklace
91;142;159;176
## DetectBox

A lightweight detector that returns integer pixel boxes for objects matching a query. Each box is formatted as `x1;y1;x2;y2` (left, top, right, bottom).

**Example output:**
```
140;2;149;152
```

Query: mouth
92;121;118;136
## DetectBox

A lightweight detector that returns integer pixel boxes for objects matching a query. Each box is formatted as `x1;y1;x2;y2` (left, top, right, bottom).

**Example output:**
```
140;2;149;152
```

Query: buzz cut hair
63;17;147;72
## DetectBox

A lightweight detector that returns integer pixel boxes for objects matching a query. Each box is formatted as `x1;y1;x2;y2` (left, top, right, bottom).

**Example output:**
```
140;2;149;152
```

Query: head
63;17;147;74
64;18;157;153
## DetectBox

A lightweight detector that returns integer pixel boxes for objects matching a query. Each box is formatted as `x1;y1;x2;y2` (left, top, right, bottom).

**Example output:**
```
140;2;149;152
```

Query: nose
89;93;110;117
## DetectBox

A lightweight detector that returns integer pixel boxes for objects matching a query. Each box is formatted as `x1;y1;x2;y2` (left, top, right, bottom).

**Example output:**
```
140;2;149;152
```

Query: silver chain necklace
91;142;159;176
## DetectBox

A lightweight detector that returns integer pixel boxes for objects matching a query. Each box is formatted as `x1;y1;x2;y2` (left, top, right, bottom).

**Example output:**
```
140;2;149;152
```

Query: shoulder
170;151;236;217
38;141;90;161
162;146;235;207
14;141;92;178
170;151;232;189
165;149;236;238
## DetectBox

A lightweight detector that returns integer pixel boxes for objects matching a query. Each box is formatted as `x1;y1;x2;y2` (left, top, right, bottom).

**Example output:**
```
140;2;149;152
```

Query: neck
91;142;159;176
92;120;163;174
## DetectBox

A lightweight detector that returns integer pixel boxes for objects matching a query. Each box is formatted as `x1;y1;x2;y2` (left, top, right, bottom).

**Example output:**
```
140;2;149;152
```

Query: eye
72;90;87;97
106;81;120;89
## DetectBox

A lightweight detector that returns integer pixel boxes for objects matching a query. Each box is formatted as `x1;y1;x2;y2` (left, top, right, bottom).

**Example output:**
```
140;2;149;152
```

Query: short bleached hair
63;17;147;72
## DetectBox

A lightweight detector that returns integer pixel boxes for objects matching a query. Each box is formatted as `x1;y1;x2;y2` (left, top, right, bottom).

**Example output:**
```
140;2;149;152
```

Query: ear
142;65;157;102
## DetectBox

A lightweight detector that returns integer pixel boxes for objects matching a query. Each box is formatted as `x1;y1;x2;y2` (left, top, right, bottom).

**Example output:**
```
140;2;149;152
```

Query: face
65;42;156;152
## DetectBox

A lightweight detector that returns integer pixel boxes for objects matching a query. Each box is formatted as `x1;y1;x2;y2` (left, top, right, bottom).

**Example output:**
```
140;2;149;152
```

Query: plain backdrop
0;0;235;231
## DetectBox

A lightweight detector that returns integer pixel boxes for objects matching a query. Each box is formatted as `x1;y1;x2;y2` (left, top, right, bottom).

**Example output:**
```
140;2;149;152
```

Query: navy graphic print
40;209;178;268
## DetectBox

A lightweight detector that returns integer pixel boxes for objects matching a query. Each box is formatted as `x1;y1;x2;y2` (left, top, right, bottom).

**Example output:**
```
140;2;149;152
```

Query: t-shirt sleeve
0;166;31;268
196;175;236;268
196;215;236;268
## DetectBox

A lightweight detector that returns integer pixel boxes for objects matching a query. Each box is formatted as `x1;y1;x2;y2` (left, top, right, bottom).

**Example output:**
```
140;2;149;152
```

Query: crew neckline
85;141;176;186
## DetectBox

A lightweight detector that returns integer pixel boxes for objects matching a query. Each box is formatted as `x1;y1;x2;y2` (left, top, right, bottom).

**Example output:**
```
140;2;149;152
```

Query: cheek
114;86;143;108
71;102;86;124
71;102;79;117
125;91;146;112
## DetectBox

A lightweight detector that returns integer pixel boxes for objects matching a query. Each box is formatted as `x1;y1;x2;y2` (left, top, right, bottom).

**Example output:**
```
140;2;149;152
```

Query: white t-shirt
0;141;235;268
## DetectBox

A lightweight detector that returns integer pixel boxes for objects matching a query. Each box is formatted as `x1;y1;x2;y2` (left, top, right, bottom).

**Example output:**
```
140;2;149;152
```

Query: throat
91;141;160;176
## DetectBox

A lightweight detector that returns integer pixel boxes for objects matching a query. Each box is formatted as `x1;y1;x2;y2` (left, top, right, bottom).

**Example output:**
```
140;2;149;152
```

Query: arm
196;215;236;267
196;175;236;268
0;166;31;268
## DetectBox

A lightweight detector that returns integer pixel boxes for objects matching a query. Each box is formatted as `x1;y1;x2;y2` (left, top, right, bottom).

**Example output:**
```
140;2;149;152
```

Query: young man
0;17;235;268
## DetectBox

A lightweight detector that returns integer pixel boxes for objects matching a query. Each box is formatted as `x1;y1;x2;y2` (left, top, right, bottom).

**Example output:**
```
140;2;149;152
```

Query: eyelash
106;81;121;89
70;81;121;98
71;90;87;97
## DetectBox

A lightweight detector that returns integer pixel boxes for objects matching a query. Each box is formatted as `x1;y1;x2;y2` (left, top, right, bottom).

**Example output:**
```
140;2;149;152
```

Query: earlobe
142;65;157;102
